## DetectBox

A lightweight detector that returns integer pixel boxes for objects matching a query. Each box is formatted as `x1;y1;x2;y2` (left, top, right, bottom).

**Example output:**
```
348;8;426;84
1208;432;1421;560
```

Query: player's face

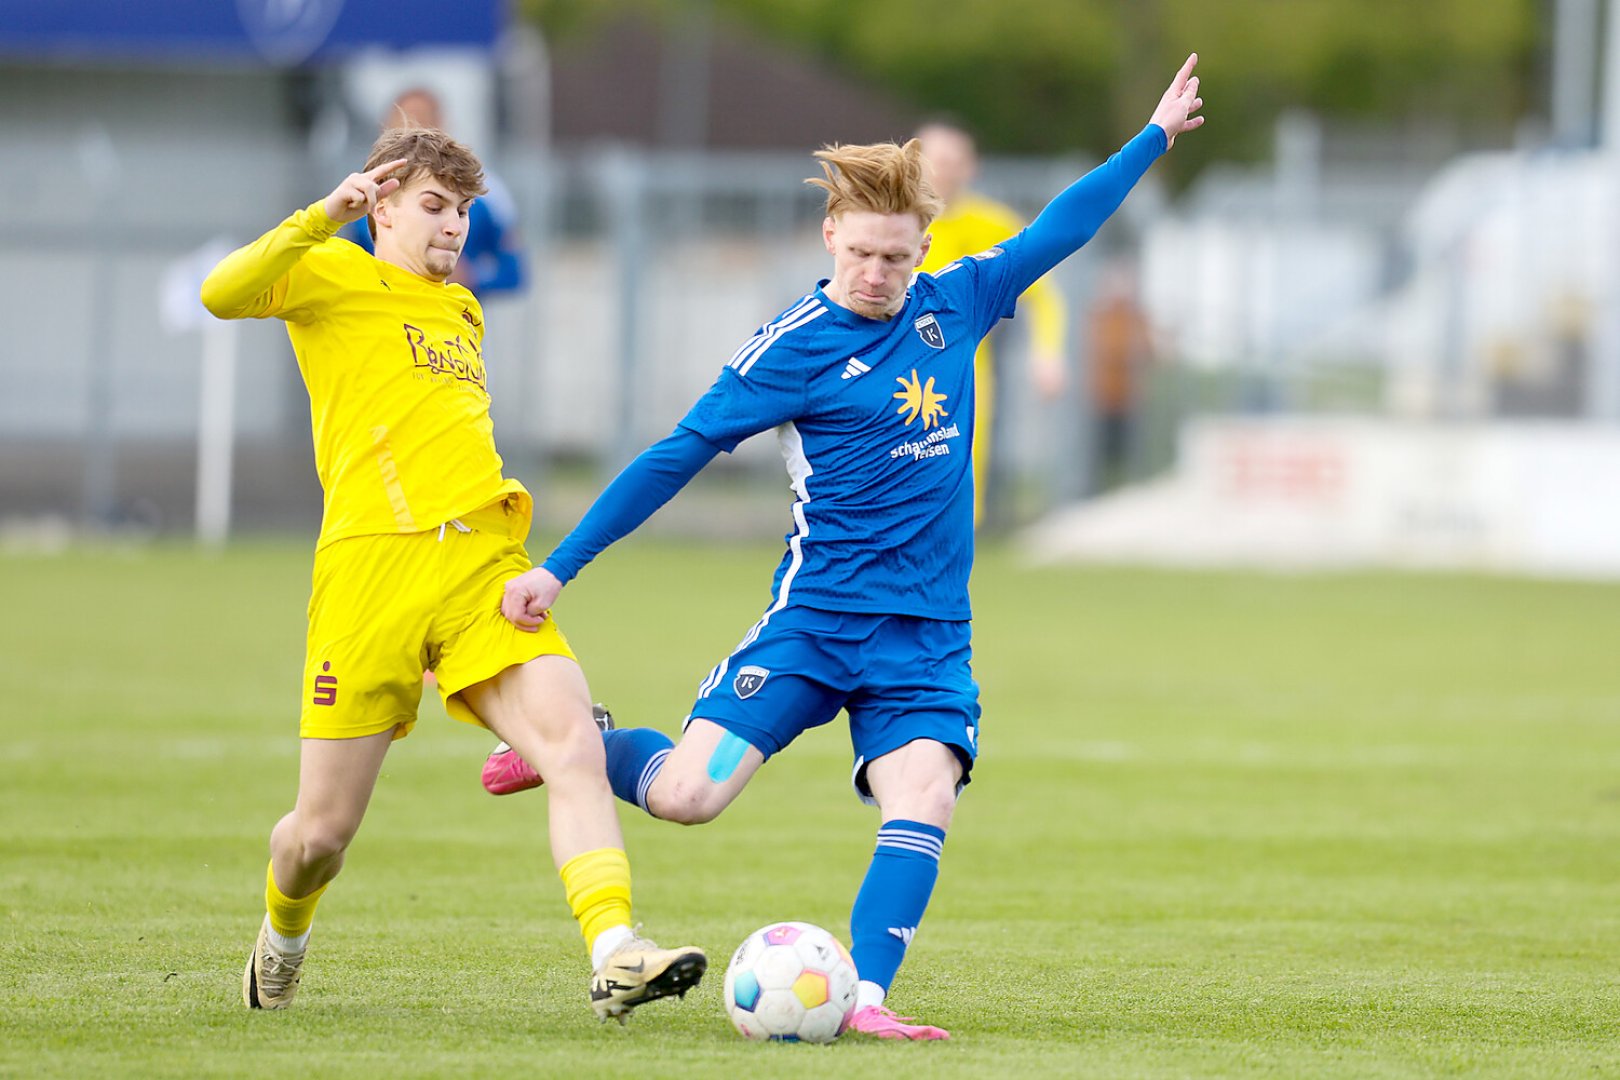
822;211;930;320
371;173;471;283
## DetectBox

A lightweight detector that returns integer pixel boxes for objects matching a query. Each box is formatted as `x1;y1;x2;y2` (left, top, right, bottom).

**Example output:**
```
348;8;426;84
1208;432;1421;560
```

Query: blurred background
3;0;1617;579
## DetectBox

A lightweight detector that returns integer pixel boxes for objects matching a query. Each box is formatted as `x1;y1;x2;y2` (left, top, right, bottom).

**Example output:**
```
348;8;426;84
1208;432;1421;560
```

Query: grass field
3;536;1618;1078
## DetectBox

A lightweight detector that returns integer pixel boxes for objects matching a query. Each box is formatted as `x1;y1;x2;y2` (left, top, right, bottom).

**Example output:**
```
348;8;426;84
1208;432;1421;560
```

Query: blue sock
601;727;673;815
849;819;945;992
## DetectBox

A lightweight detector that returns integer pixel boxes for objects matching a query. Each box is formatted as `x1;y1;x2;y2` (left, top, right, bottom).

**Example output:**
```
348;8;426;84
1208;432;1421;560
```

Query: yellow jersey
200;201;530;549
919;191;1066;364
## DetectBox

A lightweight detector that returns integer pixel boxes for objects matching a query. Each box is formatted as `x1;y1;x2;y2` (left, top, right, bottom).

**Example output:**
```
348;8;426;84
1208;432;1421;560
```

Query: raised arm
501;426;722;631
1010;54;1204;291
199;158;406;320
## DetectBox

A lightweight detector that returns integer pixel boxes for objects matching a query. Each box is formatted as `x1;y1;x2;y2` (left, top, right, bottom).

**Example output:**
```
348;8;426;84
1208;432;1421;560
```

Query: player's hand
501;566;564;632
1150;53;1205;149
323;158;408;224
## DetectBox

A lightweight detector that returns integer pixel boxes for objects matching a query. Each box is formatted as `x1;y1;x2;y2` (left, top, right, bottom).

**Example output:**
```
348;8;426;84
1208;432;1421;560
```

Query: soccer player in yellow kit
200;127;704;1019
916;121;1067;525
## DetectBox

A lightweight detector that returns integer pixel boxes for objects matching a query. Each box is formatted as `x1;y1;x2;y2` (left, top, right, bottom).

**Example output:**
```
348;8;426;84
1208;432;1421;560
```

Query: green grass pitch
2;537;1618;1077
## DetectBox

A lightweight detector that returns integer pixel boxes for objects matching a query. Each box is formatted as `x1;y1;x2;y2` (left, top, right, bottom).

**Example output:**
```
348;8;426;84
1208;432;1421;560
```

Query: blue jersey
541;123;1169;620
679;249;1024;619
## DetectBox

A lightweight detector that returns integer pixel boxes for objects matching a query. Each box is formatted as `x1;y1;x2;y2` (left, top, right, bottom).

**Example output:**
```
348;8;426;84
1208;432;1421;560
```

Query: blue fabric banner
0;0;504;64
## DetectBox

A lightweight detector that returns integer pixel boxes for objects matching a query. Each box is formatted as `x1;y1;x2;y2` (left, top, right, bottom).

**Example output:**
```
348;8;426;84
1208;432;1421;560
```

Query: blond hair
363;127;487;238
805;139;943;227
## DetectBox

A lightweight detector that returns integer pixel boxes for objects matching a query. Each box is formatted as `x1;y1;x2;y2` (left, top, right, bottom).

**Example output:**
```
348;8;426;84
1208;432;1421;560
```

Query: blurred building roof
548;13;917;151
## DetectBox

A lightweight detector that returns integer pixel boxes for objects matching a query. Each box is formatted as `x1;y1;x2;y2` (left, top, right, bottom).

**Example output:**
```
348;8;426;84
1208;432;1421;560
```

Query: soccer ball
723;921;859;1043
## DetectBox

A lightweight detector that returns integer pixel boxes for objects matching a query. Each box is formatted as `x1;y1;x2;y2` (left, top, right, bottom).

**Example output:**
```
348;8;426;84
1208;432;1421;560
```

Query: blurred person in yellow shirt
200;126;703;1020
917;120;1068;526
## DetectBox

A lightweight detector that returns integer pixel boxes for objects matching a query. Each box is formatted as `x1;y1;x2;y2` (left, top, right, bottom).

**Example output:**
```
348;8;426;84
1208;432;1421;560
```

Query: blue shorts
686;604;980;804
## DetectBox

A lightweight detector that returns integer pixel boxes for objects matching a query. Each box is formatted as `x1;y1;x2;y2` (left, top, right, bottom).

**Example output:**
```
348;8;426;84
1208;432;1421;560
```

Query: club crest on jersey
913;313;945;350
733;665;770;699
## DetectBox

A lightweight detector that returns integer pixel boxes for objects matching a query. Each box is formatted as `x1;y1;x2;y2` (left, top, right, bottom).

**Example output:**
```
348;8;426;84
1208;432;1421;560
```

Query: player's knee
879;769;960;828
509;716;607;783
294;819;357;865
545;737;608;784
648;776;724;825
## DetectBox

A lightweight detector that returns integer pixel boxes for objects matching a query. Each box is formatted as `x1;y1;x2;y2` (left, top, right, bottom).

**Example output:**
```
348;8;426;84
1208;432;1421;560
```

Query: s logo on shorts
312;660;338;707
733;666;770;699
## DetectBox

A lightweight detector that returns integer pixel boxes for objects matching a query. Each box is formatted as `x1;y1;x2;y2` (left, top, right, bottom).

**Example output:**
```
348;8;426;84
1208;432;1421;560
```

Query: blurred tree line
523;0;1540;172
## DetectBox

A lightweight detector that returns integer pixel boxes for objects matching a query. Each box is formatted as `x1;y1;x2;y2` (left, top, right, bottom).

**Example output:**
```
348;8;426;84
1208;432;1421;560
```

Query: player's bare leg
461;655;622;862
460;656;705;1019
246;729;393;1009
270;731;394;895
864;739;961;831
482;703;614;795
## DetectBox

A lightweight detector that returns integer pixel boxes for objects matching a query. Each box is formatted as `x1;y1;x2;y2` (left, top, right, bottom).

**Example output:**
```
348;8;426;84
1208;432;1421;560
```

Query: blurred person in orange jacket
1086;262;1154;492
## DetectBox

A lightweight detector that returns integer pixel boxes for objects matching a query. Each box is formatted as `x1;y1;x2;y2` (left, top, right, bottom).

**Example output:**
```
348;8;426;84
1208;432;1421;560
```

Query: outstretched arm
501;425;722;631
1010;54;1205;291
200;158;406;320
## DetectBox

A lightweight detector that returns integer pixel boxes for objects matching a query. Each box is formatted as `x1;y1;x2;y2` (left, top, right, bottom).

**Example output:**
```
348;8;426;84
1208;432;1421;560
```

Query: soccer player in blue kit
487;55;1205;1039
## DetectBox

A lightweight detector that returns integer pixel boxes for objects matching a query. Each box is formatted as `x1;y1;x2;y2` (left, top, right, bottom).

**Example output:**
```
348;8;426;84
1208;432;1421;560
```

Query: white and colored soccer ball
723;921;859;1043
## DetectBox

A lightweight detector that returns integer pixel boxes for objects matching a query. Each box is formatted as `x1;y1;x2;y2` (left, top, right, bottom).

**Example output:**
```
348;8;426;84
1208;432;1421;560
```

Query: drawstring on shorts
437;519;473;542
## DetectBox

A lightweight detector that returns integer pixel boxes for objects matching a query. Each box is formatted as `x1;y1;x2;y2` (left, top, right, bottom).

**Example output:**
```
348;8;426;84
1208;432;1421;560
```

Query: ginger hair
805;138;943;228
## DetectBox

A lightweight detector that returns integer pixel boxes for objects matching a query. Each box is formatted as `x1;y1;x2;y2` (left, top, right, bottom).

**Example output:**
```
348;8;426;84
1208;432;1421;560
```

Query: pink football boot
480;741;542;795
847;1005;950;1041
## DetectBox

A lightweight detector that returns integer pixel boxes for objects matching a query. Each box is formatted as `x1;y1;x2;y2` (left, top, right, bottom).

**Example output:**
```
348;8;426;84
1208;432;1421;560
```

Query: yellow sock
265;860;328;939
559;847;632;954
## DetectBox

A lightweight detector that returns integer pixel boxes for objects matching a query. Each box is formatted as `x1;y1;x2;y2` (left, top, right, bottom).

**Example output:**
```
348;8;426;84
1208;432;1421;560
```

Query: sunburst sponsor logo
893;369;949;430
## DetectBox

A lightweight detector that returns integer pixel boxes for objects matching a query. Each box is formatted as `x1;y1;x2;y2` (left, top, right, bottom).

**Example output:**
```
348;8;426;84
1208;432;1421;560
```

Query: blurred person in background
200;127;703;1020
916;118;1068;528
344;87;528;298
482;55;1205;1041
1085;261;1154;492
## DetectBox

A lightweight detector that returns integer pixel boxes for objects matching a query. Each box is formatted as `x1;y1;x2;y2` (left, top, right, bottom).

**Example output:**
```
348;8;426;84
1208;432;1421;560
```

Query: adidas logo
841;357;871;380
887;926;916;947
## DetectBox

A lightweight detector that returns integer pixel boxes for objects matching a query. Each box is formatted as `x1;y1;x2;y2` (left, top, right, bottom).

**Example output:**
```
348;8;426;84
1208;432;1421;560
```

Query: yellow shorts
299;503;575;740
